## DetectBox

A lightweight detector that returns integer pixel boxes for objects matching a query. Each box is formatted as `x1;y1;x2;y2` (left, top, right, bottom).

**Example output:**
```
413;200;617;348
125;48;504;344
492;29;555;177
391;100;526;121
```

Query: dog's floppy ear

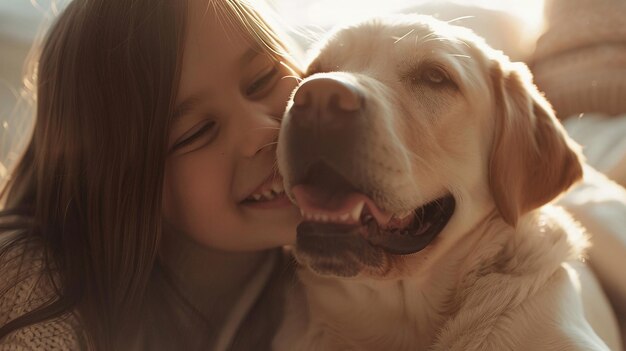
489;61;583;226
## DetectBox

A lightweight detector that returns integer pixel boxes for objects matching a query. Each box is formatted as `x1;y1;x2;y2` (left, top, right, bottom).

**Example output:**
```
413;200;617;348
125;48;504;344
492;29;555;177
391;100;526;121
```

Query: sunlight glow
271;0;545;31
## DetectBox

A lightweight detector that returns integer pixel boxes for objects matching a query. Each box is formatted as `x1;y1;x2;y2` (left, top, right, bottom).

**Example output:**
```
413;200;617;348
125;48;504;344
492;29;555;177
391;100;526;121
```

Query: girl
0;0;302;349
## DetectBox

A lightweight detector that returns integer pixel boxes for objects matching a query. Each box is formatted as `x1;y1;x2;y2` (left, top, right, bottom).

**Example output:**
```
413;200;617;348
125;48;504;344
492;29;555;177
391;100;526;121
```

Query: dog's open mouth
293;163;456;256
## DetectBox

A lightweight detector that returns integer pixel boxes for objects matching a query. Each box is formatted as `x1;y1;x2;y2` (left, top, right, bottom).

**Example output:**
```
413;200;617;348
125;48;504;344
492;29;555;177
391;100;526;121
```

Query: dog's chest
276;275;452;351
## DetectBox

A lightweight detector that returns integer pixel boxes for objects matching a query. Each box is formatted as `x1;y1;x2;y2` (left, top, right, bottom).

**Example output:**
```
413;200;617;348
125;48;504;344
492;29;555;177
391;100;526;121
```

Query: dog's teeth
416;222;432;235
340;213;350;222
400;210;413;219
262;190;274;200
252;194;262;201
351;201;365;222
321;214;329;222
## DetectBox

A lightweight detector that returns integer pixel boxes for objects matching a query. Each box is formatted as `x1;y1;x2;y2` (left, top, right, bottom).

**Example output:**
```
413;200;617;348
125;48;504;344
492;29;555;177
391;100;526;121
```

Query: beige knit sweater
0;240;290;351
0;241;82;350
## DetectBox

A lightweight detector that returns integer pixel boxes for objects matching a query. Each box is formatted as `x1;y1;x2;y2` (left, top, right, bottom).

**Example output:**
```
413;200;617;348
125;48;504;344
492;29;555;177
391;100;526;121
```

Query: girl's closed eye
245;63;280;98
171;119;218;153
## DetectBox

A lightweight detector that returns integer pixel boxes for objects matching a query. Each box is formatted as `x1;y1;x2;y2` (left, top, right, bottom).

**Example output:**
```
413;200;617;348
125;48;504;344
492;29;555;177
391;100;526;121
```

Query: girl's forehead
186;0;265;54
186;0;293;63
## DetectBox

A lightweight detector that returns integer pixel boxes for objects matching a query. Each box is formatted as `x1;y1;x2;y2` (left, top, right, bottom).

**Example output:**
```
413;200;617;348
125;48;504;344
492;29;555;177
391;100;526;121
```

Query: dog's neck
285;206;581;350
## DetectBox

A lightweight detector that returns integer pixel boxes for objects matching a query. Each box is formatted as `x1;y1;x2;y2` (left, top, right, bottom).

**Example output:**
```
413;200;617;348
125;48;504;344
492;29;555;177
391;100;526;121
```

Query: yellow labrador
275;15;619;351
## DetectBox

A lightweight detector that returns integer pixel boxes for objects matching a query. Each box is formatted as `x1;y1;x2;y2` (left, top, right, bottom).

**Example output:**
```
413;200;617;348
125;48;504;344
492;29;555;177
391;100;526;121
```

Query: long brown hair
0;0;300;349
0;0;184;348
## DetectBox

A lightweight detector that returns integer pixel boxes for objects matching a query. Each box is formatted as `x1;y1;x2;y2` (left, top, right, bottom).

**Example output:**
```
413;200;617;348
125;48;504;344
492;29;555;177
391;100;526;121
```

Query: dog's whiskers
280;61;302;81
446;37;471;49
282;75;303;83
446;16;474;24
252;126;281;131
418;32;439;43
418;33;471;49
434;198;446;214
268;115;283;123
393;29;415;44
271;162;281;176
417;205;426;223
259;141;279;150
448;54;471;59
422;37;452;45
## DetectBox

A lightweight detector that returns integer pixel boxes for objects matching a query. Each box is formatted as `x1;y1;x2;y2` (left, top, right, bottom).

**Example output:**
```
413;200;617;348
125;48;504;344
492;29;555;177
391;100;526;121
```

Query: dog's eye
423;67;448;84
407;65;455;89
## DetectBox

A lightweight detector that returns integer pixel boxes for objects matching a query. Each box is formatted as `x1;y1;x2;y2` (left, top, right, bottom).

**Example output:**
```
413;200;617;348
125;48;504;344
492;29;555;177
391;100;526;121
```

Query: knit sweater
0;240;82;350
0;240;291;350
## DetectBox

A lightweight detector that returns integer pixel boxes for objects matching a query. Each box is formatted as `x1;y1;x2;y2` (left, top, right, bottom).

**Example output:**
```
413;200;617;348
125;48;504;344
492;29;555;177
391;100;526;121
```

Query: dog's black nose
290;76;362;129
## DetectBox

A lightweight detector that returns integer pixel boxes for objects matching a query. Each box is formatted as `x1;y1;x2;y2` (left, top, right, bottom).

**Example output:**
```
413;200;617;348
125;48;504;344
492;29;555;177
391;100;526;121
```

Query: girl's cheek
273;78;299;113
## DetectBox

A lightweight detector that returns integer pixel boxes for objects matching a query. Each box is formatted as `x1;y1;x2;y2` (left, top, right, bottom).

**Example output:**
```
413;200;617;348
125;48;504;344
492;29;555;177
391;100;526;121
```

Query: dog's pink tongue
292;185;393;225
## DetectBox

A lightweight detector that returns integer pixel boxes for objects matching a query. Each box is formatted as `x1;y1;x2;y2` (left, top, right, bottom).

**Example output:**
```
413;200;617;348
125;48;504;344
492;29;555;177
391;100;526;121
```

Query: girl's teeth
271;181;284;193
247;179;287;202
248;188;286;202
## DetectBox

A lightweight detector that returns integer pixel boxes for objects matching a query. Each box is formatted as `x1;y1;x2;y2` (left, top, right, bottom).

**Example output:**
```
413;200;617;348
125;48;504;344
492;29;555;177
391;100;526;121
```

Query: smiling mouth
241;175;286;204
293;163;456;256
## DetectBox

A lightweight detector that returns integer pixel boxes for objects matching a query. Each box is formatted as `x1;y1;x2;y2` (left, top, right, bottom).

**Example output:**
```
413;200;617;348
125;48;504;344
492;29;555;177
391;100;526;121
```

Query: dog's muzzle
281;75;455;276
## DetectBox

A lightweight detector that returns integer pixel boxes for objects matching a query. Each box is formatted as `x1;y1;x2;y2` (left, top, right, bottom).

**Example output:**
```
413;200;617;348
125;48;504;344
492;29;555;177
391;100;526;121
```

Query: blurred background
0;0;544;182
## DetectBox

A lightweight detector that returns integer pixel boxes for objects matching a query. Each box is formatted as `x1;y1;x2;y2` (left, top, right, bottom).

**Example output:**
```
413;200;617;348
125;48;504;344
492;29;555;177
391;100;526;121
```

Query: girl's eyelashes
171;120;217;152
245;64;279;98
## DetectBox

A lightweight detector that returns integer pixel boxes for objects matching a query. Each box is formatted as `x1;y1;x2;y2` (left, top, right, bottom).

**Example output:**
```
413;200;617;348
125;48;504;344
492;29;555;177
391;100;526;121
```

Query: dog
274;15;620;351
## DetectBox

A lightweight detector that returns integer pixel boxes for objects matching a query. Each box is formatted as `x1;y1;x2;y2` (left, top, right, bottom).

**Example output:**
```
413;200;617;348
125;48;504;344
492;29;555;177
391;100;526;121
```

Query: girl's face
162;2;301;251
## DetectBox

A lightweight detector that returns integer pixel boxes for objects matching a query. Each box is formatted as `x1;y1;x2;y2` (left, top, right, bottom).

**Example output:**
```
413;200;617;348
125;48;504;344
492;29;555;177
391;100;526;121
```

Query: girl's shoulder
0;316;83;350
0;237;83;350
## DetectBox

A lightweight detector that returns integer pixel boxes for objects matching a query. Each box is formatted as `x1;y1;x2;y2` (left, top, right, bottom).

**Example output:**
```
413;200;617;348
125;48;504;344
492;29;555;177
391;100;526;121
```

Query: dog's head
277;15;583;279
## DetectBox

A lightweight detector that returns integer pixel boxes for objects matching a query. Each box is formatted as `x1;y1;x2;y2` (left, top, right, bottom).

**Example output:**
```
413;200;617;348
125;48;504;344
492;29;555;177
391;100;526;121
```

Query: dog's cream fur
275;15;619;351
